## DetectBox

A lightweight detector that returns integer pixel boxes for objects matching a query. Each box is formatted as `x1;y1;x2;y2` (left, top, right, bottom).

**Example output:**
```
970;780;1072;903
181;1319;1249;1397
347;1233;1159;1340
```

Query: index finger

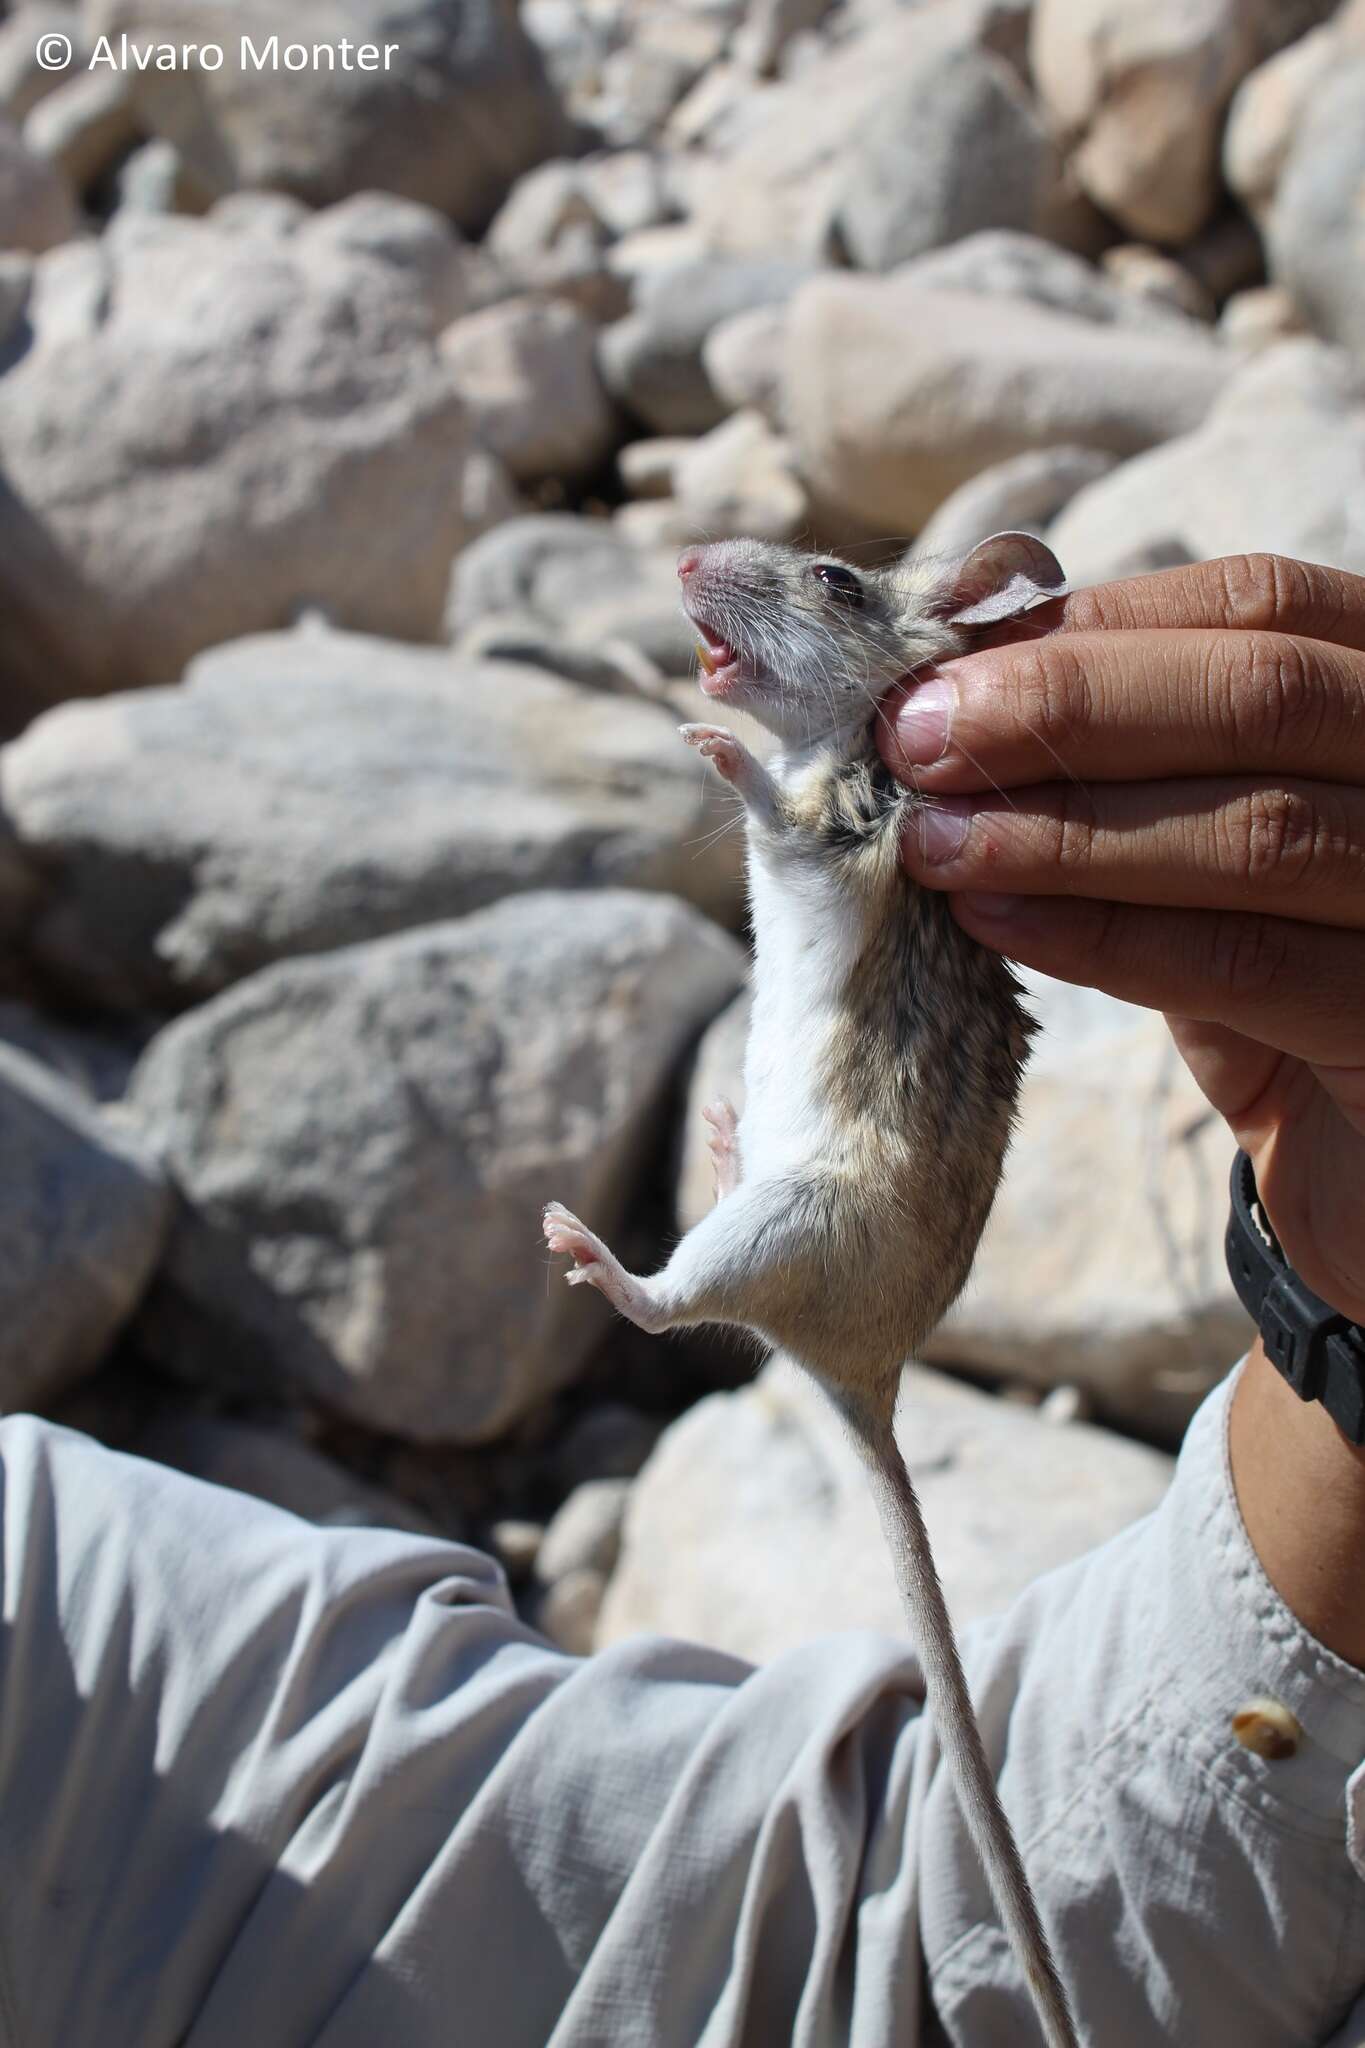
1047;552;1365;652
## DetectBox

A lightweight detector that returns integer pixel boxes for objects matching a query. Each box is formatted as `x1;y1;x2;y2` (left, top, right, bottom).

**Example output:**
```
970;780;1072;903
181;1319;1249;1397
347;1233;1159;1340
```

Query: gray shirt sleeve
0;1362;1360;2048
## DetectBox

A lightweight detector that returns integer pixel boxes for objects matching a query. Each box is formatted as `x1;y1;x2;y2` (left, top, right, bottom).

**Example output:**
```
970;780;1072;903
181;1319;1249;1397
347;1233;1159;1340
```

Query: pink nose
677;549;701;581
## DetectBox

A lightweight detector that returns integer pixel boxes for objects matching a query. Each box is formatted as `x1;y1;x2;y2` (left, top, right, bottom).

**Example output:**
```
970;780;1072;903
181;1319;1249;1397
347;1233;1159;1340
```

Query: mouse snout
677;549;702;582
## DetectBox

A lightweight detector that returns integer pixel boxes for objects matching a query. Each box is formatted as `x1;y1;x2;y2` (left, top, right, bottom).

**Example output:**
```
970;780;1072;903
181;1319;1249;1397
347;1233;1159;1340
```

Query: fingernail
916;796;973;865
957;892;1024;921
894;675;953;766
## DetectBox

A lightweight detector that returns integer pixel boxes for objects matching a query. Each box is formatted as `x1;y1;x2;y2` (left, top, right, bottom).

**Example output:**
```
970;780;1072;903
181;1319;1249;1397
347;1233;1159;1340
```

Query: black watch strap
1225;1150;1365;1445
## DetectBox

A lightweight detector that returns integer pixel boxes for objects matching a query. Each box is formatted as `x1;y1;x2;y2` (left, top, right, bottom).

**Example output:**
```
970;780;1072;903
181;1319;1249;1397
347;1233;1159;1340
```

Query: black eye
811;562;864;606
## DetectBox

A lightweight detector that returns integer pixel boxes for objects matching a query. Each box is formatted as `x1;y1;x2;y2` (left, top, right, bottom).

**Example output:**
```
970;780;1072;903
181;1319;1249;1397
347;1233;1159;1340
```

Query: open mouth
689;617;745;698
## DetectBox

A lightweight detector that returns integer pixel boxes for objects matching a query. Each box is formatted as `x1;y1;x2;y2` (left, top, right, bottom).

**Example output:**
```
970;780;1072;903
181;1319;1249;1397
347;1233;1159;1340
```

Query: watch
1224;1150;1365;1446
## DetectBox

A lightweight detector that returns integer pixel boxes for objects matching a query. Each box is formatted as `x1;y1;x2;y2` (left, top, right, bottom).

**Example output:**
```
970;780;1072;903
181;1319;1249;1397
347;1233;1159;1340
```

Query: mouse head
677;532;1067;746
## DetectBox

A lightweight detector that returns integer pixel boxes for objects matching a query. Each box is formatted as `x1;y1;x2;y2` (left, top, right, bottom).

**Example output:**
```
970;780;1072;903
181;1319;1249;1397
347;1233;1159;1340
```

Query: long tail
846;1403;1081;2048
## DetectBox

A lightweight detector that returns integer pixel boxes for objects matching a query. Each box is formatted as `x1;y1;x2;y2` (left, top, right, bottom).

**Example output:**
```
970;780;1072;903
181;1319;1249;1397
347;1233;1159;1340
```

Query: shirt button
1231;1697;1303;1760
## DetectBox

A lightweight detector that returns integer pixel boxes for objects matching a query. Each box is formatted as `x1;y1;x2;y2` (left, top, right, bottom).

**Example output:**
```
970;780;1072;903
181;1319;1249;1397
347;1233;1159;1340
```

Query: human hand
878;553;1365;1324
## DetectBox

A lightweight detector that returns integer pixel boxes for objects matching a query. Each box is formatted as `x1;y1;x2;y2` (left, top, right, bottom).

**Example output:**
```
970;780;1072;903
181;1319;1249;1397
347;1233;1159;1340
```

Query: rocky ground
6;0;1355;1658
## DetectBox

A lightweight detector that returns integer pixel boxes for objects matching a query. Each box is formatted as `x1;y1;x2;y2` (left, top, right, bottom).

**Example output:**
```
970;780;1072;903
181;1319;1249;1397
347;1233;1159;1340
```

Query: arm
878;552;1365;1667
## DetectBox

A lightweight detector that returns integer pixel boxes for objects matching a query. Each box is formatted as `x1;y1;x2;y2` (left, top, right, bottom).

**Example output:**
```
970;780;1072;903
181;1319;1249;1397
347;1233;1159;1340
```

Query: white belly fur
738;834;862;1183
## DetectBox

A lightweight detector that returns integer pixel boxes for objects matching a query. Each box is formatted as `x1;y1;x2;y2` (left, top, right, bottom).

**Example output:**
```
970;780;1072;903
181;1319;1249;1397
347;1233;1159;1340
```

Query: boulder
671;408;806;543
128;891;747;1443
85;0;577;231
597;1354;1174;1659
0;112;78;252
447;512;697;676
0;626;748;1010
1049;340;1365;588
892;229;1205;334
440;295;617;483
1269;57;1365;361
0;197;479;729
674;971;1252;1438
597;254;815;433
0;1043;171;1409
912;445;1117;560
1029;0;1327;246
830;43;1065;273
701;302;787;425
690;2;1046;261
783;275;1225;535
22;68;140;194
1224;22;1338;227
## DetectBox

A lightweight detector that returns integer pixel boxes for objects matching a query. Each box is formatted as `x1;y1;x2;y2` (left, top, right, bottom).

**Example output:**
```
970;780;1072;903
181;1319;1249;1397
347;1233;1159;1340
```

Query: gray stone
1269;57;1365;360
0;999;146;1099
1218;284;1306;352
784;274;1225;535
440;295;617;483
0;198;478;727
832;43;1062;272
128;892;747;1443
129;1411;440;1535
0;7;90;124
597;255;815;434
451;612;666;697
111;136;211;216
86;0;576;231
22;68;139;194
1049;340;1365;588
536;1475;631;1583
913;446;1118;559
618;435;694;500
1;626;748;1009
0;244;29;338
672;408;806;543
677;986;751;1235
893;230;1202;334
700;302;786;425
0;1042;171;1408
1100;244;1215;324
537;1566;606;1653
597;1355;1174;1660
0;112;78;252
1224;22;1338;227
733;0;835;77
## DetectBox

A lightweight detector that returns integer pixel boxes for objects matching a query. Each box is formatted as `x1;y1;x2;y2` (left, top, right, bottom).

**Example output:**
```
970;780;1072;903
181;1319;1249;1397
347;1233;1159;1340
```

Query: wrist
1228;1339;1365;1670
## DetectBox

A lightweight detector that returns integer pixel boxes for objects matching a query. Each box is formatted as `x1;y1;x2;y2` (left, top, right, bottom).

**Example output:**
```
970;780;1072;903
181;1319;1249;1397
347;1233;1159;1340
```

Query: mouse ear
937;531;1068;627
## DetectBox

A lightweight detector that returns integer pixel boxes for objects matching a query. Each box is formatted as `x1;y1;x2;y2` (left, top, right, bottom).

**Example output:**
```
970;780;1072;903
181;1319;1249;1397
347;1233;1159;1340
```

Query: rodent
544;530;1080;2048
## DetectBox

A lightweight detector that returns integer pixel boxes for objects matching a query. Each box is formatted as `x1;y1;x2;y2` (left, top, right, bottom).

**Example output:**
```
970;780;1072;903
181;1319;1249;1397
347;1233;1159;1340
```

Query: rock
0;1043;171;1409
597;254;815;433
0;7;89;124
111;136;211;216
129;1411;440;1535
537;1566;606;1653
597;1355;1174;1659
733;0;835;77
691;3;1045;261
0;113;78;252
0;244;29;340
1178;207;1266;307
128;891;746;1443
618;435;694;499
536;1475;631;1583
784;275;1225;536
677;987;751;1234
892;229;1202;334
831;43;1064;272
86;0;577;231
922;997;1252;1439
0;198;478;728
447;512;697;676
22;69;139;194
1218;283;1306;352
913;445;1118;559
672;408;806;542
551;1401;664;1490
1029;0;1320;246
609;499;694;553
1049;340;1365;588
1269;57;1365;361
588;11;727;148
1;627;747;1009
701;302;786;424
482;157;627;323
440;296;616;483
1100;244;1215;324
577;148;674;239
452;610;666;698
0;999;146;1100
490;1518;544;1582
1224;22;1338;226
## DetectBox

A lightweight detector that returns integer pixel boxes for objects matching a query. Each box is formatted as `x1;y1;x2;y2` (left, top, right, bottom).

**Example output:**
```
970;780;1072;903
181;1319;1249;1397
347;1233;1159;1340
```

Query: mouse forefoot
542;1203;671;1333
